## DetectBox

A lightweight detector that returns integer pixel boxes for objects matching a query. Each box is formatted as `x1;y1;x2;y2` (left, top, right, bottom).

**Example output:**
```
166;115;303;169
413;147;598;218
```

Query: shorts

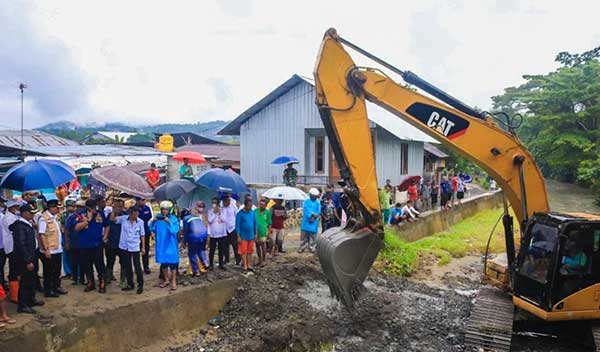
441;193;450;207
457;191;465;199
238;240;254;255
160;263;178;270
256;236;267;243
0;285;5;300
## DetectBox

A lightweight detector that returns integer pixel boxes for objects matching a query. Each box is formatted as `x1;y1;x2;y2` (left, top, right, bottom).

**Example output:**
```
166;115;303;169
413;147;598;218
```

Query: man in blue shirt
112;206;145;294
299;188;321;253
104;199;125;285
136;198;153;274
440;176;452;210
235;198;257;274
182;202;209;276
72;199;108;293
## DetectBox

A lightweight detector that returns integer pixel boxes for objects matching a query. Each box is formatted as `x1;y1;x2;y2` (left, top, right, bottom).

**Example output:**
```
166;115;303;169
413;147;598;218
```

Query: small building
219;74;436;185
166;144;240;181
0;129;79;157
423;142;449;182
156;132;224;148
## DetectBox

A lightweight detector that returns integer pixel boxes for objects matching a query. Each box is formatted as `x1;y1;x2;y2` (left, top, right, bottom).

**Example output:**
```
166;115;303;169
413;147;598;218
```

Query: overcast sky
1;0;599;129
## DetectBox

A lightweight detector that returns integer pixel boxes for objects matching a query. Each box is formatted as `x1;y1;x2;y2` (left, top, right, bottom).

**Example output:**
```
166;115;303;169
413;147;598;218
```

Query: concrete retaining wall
391;191;503;242
1;278;240;352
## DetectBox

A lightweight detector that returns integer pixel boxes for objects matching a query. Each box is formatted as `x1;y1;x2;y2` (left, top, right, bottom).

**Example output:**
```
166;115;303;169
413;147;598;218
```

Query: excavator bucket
316;224;383;307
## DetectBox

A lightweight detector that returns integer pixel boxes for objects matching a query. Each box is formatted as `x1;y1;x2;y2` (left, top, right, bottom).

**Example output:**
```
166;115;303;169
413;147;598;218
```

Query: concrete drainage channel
0;278;240;352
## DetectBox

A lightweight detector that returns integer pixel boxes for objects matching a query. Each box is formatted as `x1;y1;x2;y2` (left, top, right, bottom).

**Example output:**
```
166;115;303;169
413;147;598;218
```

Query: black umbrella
153;179;197;201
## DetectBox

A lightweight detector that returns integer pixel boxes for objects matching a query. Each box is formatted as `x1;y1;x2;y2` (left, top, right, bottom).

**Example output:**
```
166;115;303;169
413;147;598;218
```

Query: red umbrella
173;151;206;164
397;175;421;192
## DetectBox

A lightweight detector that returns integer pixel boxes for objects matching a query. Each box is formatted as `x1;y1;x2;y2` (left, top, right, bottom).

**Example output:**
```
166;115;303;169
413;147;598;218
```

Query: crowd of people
379;173;470;225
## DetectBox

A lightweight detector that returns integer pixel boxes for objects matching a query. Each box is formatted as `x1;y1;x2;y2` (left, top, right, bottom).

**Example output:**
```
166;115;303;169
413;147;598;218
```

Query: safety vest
41;212;60;251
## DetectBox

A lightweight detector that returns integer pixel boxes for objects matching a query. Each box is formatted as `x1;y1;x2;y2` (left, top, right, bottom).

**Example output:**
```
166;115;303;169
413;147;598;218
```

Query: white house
219;74;437;185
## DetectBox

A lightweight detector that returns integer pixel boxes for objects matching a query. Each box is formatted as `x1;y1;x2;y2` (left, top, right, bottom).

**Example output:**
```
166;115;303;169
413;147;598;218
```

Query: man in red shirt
407;181;419;202
270;199;288;255
451;174;459;206
146;163;160;190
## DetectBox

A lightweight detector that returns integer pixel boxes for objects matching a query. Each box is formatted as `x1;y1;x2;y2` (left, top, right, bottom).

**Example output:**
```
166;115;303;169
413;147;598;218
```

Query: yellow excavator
313;28;600;351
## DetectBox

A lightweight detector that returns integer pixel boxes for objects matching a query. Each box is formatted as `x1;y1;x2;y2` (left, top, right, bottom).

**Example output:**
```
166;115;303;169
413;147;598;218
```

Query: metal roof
176;144;240;162
0;129;79;148
82;131;139;142
218;74;313;135
218;74;437;143
19;144;167;157
423;142;449;158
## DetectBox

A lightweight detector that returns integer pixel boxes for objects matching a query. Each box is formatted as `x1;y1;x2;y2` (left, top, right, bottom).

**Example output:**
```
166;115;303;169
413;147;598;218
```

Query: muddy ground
166;252;590;352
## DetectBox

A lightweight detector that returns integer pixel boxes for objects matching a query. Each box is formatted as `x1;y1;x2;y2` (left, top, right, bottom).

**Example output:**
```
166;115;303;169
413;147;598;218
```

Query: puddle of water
297;280;341;312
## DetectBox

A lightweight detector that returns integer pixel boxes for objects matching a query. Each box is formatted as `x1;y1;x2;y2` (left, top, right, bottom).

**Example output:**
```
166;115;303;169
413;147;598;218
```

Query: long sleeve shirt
10;218;37;263
402;205;420;219
207;208;227;238
2;210;19;254
301;198;321;234
221;203;238;233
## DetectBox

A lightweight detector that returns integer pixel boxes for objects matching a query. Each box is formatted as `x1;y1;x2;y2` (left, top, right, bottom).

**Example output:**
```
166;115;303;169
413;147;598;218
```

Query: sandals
0;318;16;327
169;286;177;291
158;282;169;288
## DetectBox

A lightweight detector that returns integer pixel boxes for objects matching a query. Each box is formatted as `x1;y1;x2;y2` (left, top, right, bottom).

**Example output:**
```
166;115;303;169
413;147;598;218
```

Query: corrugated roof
219;74;313;135
19;144;167;157
0;129;79;148
424;142;449;158
218;74;436;143
176;144;240;162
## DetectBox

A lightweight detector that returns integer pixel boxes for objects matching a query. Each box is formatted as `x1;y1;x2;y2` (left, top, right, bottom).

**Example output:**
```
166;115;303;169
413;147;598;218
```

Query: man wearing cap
299;188;321;253
72;199;108;293
146;163;160;190
136;198;153;274
38;200;67;297
65;200;86;285
111;206;145;294
10;204;44;313
2;199;21;302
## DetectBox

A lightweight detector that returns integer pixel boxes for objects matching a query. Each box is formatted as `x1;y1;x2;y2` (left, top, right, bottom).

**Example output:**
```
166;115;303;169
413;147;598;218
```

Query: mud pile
173;254;477;352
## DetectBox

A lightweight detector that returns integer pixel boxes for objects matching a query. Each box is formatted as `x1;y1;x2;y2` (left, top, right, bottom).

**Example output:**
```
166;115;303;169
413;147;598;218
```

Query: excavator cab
513;213;600;318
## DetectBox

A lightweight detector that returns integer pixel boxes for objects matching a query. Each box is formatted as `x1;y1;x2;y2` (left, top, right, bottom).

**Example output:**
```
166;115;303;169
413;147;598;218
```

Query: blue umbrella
0;159;75;192
271;156;299;165
195;168;249;194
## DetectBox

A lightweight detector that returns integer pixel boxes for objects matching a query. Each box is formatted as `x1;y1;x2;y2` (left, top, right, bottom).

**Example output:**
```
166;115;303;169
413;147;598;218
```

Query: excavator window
519;223;559;284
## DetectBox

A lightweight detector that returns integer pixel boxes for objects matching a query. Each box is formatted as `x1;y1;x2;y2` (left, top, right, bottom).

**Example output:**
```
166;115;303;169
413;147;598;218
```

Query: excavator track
465;287;514;351
591;322;600;351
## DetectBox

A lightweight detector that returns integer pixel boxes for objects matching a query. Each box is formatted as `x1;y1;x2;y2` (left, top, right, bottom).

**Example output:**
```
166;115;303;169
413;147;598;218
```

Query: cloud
0;2;91;126
207;77;233;106
216;0;253;17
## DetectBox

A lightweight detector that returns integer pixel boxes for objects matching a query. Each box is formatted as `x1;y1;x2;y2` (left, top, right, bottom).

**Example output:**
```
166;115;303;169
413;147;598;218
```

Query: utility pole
19;83;27;161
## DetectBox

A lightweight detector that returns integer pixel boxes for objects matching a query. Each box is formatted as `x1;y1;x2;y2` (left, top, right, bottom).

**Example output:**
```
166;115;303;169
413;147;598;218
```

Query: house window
315;136;325;174
400;143;408;174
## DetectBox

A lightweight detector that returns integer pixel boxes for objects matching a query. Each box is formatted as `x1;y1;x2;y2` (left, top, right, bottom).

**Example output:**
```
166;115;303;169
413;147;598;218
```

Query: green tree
492;48;600;186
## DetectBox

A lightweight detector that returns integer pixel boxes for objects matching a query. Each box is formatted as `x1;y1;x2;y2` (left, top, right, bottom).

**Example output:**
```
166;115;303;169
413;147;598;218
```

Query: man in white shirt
220;194;241;266
402;200;420;222
207;197;228;270
38;200;67;297
2;199;21;302
111;206;145;294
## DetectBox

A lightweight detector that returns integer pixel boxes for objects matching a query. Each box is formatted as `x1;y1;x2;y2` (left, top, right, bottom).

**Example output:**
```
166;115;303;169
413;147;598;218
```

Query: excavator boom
313;28;550;307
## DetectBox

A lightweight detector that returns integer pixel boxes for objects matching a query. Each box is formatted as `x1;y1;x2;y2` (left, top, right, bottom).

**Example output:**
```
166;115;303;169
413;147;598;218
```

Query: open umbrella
176;185;218;210
262;186;308;200
195;168;249;193
397;175;421;192
271;156;299;165
0;159;75;192
153;179;197;202
90;166;153;199
173;151;206;164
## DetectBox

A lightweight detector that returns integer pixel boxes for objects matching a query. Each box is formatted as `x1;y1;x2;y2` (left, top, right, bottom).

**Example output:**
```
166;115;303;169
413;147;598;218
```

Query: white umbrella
262;186;308;201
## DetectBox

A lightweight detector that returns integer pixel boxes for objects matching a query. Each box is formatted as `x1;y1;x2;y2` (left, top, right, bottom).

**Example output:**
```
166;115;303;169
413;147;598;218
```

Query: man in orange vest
38;200;67;298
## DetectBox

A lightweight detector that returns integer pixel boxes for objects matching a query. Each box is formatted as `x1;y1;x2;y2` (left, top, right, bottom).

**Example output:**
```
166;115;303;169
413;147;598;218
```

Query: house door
329;146;340;181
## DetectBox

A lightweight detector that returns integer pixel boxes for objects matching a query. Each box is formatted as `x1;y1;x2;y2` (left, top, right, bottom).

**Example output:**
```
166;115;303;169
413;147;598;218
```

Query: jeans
69;248;85;283
105;246;121;280
188;240;208;273
81;246;106;284
40;252;62;293
120;250;143;288
299;230;317;252
225;230;241;265
209;236;227;268
17;259;37;308
142;233;151;271
0;249;6;287
62;249;71;276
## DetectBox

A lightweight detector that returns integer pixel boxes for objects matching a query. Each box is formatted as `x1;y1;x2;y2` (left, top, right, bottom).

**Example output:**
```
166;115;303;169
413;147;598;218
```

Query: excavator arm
313;28;550;307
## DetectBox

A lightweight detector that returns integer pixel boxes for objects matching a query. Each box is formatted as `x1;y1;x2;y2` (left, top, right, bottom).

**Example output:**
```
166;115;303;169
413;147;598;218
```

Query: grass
374;208;519;276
